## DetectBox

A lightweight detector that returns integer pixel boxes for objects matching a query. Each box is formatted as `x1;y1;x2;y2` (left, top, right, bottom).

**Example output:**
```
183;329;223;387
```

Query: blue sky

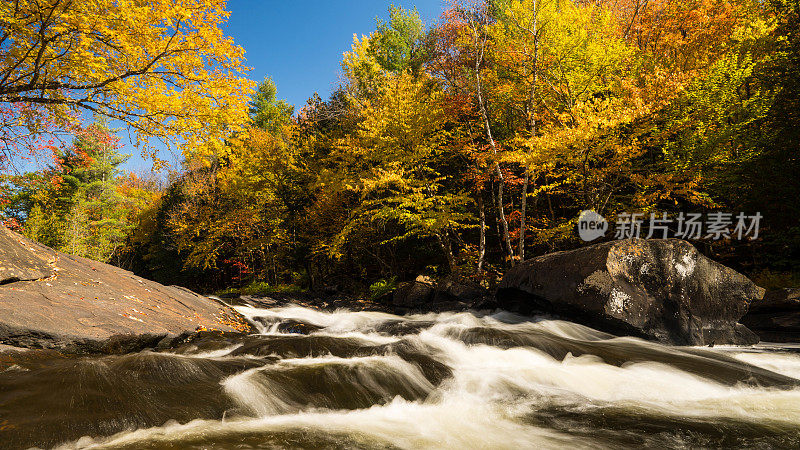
225;0;447;110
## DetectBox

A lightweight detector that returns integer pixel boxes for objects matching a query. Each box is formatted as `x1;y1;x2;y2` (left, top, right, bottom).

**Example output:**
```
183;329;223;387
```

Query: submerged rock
497;239;762;346
741;288;800;342
276;319;325;334
0;226;253;352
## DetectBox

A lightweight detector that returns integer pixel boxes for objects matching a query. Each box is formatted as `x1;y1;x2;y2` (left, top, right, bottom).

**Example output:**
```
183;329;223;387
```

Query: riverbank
4;222;800;355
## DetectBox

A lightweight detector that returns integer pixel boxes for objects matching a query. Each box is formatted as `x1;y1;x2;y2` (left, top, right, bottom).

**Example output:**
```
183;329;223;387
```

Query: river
2;304;800;449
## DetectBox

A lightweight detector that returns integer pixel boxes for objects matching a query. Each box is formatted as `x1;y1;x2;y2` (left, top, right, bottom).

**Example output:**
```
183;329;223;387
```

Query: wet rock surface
0;226;253;352
497;239;763;346
391;276;436;308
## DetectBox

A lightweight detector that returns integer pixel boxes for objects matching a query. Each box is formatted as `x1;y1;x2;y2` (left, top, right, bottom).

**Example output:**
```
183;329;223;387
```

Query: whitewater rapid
4;304;800;449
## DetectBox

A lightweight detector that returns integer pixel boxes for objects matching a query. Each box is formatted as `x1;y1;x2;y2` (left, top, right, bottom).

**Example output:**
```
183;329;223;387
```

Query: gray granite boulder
497;239;762;346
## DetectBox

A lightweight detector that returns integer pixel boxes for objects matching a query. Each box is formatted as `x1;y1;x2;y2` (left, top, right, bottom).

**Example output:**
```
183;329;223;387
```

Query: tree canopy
0;0;252;167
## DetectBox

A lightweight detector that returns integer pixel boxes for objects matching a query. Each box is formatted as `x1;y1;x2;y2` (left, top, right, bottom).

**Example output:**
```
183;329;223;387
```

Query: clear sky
225;0;448;110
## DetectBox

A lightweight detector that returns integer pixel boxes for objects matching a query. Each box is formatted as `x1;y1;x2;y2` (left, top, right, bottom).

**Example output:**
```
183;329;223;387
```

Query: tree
330;73;474;274
249;77;294;132
612;0;746;107
342;5;428;96
2;120;151;262
433;0;517;264
489;0;544;261
372;5;428;74
162;77;309;288
0;0;252;167
649;0;800;271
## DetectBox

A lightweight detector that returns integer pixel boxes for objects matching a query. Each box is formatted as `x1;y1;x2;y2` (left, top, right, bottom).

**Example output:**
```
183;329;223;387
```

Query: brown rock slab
0;226;252;351
0;228;54;284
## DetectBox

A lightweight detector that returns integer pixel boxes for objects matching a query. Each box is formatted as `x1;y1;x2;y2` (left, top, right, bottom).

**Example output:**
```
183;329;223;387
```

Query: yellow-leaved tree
330;72;474;274
0;0;253;167
487;0;636;249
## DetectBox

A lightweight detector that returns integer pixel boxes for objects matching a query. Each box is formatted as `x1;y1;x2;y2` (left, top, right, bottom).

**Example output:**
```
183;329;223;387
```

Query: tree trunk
519;171;528;261
492;181;506;253
477;194;486;273
519;0;539;263
472;18;515;263
477;69;514;262
437;231;457;274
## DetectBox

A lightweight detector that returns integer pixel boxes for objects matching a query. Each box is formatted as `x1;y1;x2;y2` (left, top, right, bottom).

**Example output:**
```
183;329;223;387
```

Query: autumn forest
1;0;798;297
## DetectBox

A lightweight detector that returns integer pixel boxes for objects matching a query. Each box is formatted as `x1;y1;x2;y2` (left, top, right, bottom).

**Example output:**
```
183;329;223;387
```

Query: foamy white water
46;304;800;449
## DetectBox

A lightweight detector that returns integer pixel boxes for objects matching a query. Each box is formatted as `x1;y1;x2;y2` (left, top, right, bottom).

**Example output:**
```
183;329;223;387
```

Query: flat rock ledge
497;239;763;346
0;226;254;353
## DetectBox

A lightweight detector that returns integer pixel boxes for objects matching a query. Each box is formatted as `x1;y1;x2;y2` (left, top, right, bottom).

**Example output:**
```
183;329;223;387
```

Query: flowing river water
3;304;800;449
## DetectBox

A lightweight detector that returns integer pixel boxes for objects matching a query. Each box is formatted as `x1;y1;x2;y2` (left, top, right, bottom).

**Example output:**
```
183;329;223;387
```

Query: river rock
391;275;435;307
0;226;253;352
741;288;800;342
434;276;485;303
386;275;493;311
497;239;762;346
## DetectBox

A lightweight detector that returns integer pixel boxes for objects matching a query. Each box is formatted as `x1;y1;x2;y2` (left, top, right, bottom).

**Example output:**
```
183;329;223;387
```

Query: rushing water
3;304;800;449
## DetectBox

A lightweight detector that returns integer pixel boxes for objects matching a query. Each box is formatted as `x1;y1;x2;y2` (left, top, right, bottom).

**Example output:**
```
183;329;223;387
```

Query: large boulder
741;288;800;342
0;226;252;352
497;239;762;346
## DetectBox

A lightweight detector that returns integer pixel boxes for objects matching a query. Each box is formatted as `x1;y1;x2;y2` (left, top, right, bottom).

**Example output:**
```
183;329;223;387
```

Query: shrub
369;277;397;300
